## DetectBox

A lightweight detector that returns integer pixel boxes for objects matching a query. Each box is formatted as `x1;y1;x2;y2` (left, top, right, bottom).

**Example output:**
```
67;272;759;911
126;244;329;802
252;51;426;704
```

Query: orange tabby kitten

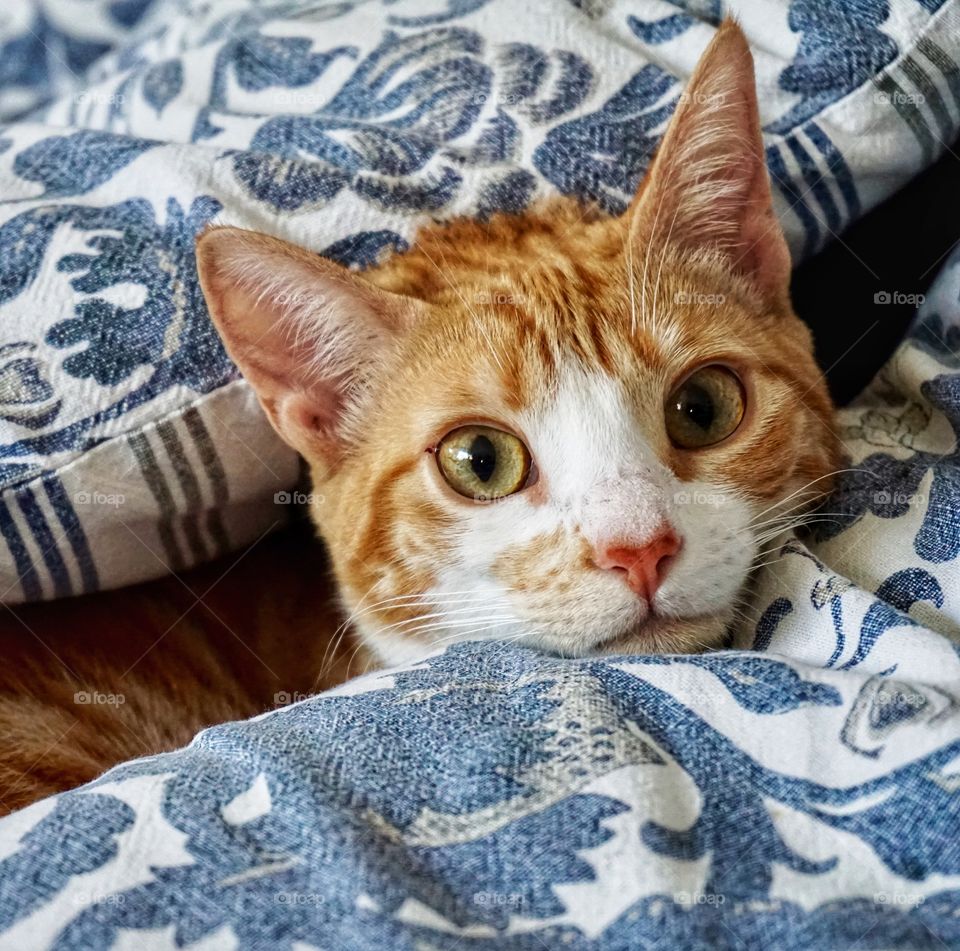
0;21;839;812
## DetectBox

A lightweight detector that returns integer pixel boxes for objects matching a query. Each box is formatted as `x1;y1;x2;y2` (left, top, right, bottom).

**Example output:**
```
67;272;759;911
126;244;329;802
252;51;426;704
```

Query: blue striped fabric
0;497;40;600
15;488;71;598
41;473;99;594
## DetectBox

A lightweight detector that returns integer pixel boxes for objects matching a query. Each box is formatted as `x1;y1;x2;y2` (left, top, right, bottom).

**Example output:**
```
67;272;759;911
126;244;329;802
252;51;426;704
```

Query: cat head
197;21;840;664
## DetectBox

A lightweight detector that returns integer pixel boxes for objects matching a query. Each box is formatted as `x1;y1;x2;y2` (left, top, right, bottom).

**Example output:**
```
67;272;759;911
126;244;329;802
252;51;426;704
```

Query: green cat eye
436;425;532;500
665;365;746;449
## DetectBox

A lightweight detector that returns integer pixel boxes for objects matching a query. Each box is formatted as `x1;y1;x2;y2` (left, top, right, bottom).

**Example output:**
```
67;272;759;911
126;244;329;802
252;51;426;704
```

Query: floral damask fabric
1;0;959;599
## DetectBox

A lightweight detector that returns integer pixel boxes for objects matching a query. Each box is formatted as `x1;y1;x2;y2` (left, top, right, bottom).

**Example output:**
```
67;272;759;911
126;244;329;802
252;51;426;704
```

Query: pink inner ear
630;20;792;310
275;388;345;457
196;227;424;460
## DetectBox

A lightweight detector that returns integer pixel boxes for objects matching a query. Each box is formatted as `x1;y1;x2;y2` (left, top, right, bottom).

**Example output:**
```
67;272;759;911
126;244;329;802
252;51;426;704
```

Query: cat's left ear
197;227;428;465
629;19;792;312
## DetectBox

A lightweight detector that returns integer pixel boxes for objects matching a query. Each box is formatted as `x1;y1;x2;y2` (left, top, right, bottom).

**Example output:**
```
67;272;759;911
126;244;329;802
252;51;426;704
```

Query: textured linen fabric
1;0;960;599
1;252;960;948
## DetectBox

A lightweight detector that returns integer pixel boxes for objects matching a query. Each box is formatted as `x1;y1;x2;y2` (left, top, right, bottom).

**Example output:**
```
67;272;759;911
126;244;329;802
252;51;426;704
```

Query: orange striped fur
198;20;840;663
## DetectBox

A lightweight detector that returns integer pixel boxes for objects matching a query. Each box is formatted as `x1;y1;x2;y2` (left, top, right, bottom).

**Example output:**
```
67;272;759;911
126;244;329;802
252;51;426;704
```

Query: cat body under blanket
0;20;839;811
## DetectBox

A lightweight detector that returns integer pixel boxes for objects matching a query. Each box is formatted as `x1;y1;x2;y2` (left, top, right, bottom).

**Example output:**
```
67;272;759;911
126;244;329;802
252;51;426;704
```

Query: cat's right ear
196;227;426;463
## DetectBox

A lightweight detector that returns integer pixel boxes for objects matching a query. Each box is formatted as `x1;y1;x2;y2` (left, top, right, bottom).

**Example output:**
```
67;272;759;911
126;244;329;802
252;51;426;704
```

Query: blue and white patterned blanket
2;2;960;948
2;0;959;600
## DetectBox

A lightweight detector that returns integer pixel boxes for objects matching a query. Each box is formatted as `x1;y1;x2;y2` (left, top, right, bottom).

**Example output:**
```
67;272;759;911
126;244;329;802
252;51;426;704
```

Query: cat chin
358;608;734;667
592;612;732;656
484;611;732;659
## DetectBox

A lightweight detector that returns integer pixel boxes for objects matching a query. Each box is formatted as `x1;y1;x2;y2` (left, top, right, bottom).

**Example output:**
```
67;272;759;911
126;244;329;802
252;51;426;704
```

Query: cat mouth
584;610;729;656
509;602;670;656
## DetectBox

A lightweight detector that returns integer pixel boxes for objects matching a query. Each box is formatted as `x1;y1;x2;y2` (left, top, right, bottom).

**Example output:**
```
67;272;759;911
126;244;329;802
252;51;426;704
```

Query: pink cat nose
595;529;682;602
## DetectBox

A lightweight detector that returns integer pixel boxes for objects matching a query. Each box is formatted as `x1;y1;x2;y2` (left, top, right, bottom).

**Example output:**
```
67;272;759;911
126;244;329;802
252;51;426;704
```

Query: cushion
2;245;960;938
1;0;960;599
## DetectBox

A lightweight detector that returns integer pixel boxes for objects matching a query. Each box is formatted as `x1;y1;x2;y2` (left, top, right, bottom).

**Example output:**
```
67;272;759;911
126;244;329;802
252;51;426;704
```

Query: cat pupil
681;383;715;431
469;435;497;482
